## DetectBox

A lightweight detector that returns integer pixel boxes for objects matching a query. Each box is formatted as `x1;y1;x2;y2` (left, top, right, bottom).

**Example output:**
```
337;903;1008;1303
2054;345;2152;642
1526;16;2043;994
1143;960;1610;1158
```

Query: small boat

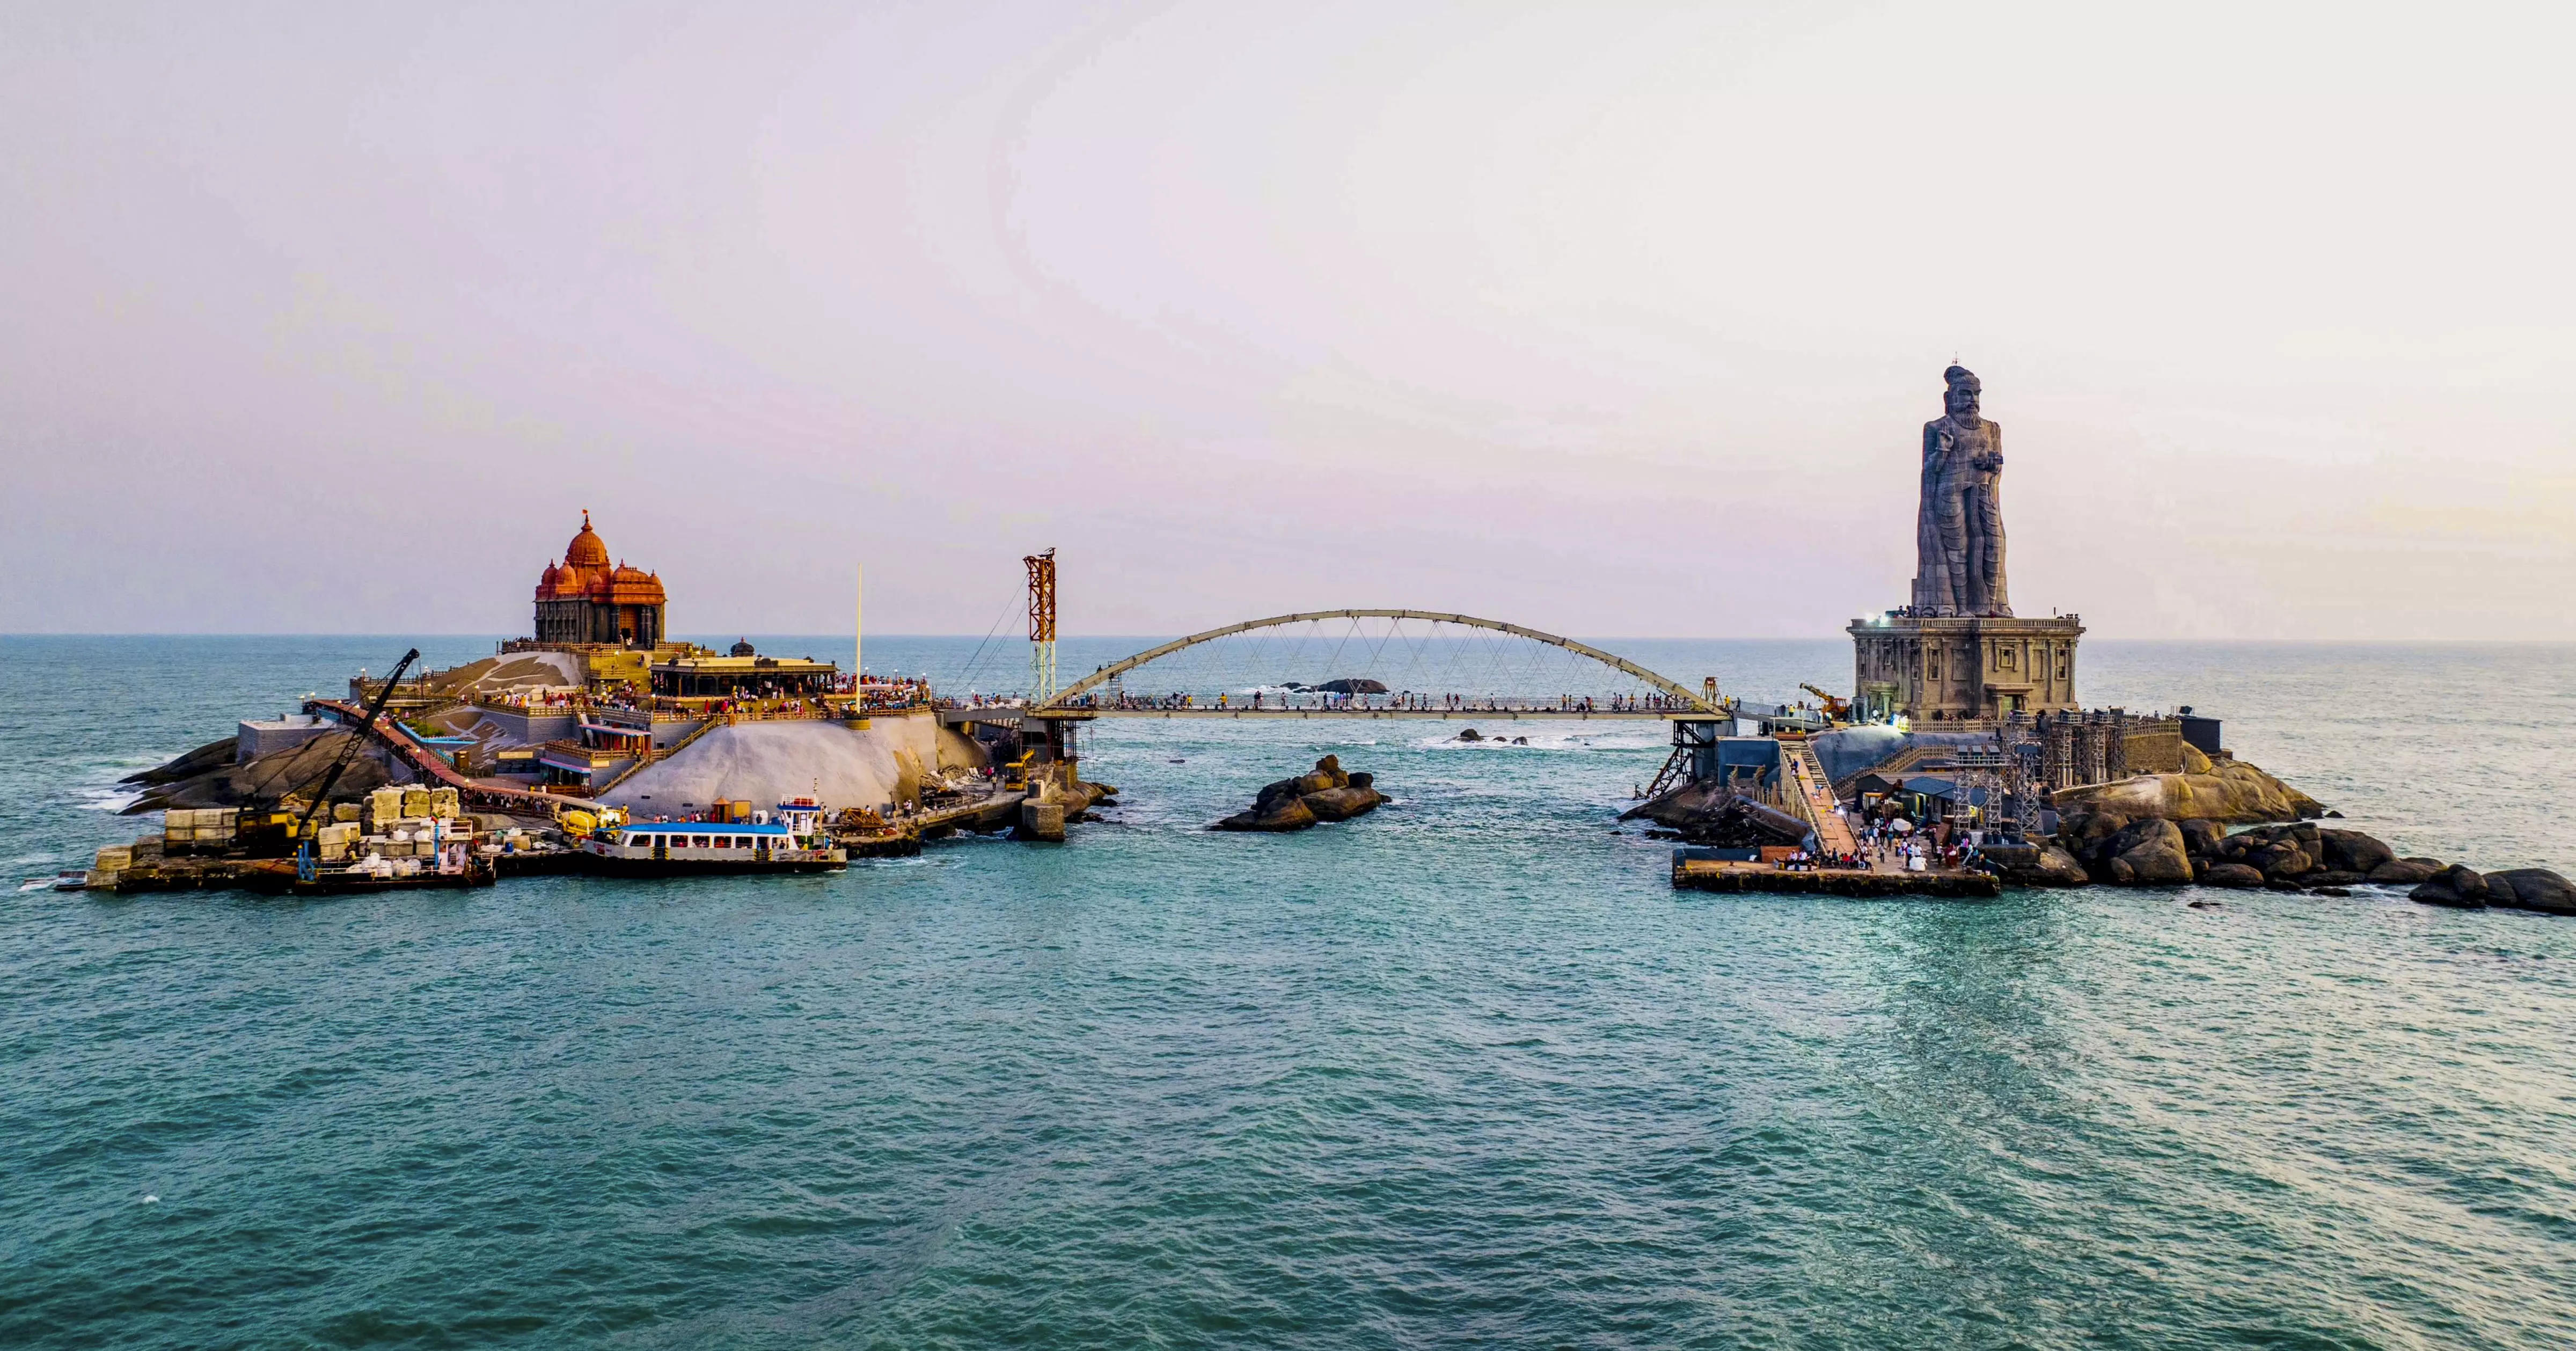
576;799;846;877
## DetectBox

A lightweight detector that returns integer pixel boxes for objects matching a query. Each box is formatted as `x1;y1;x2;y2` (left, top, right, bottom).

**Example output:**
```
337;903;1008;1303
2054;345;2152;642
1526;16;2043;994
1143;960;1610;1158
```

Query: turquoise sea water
3;636;2573;1348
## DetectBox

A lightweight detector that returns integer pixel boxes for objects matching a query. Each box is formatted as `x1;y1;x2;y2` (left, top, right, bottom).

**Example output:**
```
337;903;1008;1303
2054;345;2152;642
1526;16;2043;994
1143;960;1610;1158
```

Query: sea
2;634;2571;1349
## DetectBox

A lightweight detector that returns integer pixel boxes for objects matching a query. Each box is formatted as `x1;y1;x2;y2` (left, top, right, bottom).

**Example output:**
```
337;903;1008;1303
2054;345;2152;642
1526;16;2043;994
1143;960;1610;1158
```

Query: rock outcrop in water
1620;780;1810;848
1214;756;1386;832
2039;809;2576;914
2406;865;2576;914
121;733;400;815
2052;757;2324;824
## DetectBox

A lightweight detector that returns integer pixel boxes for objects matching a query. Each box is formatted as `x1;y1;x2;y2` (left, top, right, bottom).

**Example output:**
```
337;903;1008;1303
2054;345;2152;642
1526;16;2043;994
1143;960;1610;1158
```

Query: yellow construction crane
1799;683;1853;721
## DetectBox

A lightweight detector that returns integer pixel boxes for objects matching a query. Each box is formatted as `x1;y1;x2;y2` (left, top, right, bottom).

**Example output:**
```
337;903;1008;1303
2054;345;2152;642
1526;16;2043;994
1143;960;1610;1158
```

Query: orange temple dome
563;509;610;568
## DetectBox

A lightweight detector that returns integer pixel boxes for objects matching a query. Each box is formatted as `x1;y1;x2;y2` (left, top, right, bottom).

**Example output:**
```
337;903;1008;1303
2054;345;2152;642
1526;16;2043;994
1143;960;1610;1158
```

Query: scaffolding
1024;549;1058;702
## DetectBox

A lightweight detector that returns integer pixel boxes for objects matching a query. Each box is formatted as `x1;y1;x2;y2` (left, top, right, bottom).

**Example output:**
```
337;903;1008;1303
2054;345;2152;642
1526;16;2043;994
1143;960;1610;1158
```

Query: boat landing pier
1672;853;2002;899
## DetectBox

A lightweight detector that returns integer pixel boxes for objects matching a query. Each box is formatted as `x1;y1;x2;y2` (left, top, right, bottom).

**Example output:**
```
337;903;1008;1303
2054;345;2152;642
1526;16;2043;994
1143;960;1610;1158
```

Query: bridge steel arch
1038;609;1719;713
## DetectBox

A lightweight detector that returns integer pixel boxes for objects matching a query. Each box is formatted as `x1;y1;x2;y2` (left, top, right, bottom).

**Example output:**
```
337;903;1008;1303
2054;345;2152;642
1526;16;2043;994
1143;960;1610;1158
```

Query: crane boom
1798;682;1853;720
296;647;420;840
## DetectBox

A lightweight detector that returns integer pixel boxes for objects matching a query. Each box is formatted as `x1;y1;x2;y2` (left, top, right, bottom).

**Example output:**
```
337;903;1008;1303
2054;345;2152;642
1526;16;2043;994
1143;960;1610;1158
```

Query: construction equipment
1001;749;1037;790
295;647;419;879
1799;683;1853;721
1024;548;1058;701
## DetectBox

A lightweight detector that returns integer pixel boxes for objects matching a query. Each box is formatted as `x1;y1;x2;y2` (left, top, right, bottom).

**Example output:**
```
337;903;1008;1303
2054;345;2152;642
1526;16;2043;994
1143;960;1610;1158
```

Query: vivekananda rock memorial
532;510;669;648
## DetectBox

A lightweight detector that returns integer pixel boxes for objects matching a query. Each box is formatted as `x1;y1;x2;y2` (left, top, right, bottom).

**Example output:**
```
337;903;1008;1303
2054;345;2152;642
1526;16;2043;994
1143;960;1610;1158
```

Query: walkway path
1780;739;1859;856
308;699;559;813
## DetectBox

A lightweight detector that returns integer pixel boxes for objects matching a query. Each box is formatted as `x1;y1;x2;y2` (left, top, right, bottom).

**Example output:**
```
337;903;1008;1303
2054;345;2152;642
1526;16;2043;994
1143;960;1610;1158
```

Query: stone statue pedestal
1847;612;2085;724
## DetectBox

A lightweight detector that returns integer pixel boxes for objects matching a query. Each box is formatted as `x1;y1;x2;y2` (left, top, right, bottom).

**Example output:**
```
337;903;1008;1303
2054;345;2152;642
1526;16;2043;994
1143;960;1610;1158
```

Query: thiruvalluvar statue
1913;364;2010;616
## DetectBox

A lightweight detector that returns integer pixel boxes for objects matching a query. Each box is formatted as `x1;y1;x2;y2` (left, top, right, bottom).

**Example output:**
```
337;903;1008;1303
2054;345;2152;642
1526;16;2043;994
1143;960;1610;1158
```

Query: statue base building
1847;612;2084;724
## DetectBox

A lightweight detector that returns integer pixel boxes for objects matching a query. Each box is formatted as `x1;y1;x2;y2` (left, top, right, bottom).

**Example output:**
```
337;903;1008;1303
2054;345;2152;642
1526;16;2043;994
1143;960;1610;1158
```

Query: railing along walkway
1780;740;1858;856
307;699;558;812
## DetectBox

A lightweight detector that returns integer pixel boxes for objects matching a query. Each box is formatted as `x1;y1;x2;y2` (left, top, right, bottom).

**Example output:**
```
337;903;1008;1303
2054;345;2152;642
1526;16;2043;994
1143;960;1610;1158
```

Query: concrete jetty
1672;853;2002;899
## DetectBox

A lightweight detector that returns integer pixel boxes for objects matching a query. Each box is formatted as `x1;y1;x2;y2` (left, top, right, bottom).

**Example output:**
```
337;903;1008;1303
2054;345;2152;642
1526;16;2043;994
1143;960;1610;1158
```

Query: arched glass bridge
1028;610;1724;719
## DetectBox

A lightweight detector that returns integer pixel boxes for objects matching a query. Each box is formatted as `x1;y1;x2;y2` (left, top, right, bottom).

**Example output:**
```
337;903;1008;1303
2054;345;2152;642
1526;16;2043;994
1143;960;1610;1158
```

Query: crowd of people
1852;814;1987;873
1773;847;1868;872
1764;812;1994;874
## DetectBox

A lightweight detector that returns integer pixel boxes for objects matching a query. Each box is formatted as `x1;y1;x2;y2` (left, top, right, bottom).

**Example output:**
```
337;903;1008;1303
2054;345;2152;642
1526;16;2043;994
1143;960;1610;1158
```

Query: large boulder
2176;818;2227;857
2202;863;2265;889
1293;754;1351;795
1988;843;2089;887
2244;841;2314;880
2053;758;2324;825
1300;786;1386;823
2076;812;2132;846
2368;859;2443;885
2317;829;2396;875
2411;865;2491;909
2213;822;2358;881
2484;868;2576;916
1623;780;1809;846
2111;819;2193;886
1216;794;1318;832
2024;845;2091;887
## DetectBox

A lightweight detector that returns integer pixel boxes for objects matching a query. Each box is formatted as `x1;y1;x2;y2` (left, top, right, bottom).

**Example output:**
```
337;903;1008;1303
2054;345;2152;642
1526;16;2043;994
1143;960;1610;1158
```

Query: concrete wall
237;714;330;762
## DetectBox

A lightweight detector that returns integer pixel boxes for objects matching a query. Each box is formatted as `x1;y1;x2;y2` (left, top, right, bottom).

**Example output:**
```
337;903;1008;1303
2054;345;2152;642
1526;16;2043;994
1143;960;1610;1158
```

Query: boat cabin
617;822;810;851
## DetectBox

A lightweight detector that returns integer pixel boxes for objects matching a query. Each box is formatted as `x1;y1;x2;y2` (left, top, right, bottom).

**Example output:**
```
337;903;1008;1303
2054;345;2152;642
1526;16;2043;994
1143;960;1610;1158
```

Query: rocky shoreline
1995;811;2575;916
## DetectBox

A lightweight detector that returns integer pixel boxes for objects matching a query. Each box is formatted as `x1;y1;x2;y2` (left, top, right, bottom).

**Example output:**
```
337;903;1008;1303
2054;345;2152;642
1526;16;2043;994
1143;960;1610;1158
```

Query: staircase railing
589;714;730;798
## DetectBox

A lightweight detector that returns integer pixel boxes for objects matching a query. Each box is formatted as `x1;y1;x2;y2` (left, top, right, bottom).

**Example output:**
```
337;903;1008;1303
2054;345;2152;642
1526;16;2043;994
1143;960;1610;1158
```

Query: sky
4;1;2571;640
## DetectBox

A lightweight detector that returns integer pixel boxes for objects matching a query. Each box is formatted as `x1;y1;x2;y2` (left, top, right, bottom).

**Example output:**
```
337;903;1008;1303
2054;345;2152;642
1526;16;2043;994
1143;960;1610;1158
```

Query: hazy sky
5;1;2571;639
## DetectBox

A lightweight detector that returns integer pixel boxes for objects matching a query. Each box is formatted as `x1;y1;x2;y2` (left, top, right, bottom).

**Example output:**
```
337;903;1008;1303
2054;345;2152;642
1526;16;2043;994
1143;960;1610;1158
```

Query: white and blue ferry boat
577;799;846;877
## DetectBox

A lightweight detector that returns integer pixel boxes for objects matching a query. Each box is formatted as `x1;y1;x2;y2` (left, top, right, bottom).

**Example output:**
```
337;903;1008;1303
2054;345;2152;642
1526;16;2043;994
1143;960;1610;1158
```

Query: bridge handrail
306;698;559;812
1036;609;1718;713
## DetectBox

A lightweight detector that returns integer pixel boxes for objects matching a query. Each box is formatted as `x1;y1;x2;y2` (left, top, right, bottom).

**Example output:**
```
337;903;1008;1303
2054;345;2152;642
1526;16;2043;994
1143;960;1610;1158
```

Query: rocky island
1214;756;1387;832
